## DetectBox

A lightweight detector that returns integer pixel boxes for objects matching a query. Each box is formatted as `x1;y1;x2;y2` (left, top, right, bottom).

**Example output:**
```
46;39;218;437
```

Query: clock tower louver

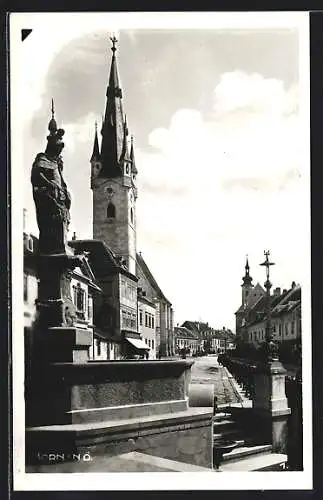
90;37;137;276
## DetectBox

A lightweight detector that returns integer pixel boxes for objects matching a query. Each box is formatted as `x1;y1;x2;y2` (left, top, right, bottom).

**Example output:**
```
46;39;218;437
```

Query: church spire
130;135;138;174
100;35;125;177
90;121;100;162
242;254;253;286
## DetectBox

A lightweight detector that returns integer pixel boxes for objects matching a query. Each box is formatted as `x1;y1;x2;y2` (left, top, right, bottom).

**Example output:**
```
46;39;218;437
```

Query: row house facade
245;284;301;348
235;257;301;350
69;239;150;360
181;321;235;354
174;326;199;356
136;252;174;357
138;289;157;359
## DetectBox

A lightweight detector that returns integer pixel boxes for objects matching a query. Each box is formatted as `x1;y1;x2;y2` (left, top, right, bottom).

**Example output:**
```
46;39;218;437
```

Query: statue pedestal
253;361;291;453
32;327;92;364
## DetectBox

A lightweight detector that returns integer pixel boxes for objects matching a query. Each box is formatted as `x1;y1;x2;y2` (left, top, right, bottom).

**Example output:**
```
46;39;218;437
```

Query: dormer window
107;203;116;219
27;236;33;252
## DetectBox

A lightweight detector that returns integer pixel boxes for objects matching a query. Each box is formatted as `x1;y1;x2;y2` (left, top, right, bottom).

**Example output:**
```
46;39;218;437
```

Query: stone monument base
252;361;291;453
26;360;214;471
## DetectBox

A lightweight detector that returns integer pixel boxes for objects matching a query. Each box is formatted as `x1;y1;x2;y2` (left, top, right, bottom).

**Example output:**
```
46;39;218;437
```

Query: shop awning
126;337;150;351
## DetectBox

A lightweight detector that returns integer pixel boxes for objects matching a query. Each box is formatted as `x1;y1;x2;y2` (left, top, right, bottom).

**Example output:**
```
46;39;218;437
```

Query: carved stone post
252;251;291;453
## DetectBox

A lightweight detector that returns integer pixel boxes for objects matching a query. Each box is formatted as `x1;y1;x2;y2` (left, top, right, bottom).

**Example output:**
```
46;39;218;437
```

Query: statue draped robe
31;153;71;255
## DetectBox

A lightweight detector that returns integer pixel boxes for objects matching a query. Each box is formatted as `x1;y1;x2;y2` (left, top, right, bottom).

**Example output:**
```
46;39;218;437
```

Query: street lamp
260;250;279;363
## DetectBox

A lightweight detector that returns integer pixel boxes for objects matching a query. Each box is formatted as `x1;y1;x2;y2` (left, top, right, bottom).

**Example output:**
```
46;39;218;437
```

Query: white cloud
61;112;98;155
135;71;306;328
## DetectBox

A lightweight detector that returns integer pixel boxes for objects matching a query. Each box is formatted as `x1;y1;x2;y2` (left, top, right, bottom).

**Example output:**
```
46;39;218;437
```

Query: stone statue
31;105;71;254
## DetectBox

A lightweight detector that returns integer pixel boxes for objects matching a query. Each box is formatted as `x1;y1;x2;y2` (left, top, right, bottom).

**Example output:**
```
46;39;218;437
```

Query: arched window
107;203;116;219
130;207;134;224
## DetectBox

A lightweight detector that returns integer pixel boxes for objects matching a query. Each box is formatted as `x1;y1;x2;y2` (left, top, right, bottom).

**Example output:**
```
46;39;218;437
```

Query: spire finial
110;35;118;54
48;98;57;134
91;119;100;162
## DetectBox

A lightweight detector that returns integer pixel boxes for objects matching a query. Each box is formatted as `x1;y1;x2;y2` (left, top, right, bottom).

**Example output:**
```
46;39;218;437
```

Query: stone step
220;452;287;472
222;444;272;463
213;419;235;428
213;420;236;433
213;412;232;421
213;428;244;441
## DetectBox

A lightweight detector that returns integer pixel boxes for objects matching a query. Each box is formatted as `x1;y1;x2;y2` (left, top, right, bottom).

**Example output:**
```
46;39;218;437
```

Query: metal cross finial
51;98;55;119
110;35;118;53
260;249;275;282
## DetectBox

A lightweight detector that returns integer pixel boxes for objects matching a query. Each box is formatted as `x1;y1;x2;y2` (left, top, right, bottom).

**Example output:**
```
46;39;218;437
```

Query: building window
130;207;134;225
88;297;92;321
27;237;33;252
131;313;136;329
285;323;288;336
139;310;143;326
23;273;28;302
291;321;295;335
96;339;101;356
145;313;148;328
76;284;85;312
107;203;116;218
126;164;129;175
152;316;155;329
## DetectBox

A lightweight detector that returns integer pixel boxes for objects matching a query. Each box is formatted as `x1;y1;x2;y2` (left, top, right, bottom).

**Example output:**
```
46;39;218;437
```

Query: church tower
241;256;253;308
90;37;138;275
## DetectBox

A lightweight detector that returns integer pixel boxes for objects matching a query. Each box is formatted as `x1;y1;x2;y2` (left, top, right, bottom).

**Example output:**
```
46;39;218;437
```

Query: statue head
45;99;65;159
45;127;65;159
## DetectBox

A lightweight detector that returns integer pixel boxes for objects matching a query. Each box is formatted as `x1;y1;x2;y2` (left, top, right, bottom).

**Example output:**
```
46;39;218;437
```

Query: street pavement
190;355;242;406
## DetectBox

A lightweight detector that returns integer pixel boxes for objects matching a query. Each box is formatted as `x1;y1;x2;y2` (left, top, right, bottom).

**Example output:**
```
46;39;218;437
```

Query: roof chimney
273;287;281;297
291;281;296;289
283;289;287;294
72;232;77;241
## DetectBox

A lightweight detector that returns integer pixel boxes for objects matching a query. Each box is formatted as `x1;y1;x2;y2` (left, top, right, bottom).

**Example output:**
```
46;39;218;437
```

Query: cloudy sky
15;13;310;331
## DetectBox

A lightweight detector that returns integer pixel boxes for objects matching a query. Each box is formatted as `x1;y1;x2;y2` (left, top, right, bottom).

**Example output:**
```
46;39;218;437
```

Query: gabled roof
181;320;200;334
175;326;199;340
136;252;171;304
246;286;301;326
69;239;138;282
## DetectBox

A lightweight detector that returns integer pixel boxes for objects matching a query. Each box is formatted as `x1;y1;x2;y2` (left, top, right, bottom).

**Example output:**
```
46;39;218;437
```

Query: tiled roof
136;252;171;304
181;321;235;341
69;239;138;281
246;285;301;326
175;326;199;340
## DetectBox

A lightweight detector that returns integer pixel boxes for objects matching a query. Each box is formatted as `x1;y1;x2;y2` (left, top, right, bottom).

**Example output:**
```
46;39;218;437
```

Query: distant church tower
241;256;253;309
90;37;138;275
